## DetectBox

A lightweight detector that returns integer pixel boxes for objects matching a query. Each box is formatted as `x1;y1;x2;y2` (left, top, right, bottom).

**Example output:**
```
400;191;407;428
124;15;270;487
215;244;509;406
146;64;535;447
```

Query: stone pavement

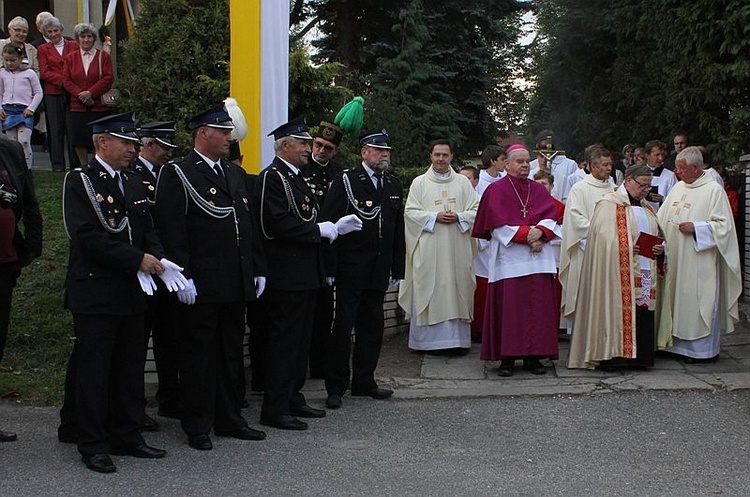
301;317;750;402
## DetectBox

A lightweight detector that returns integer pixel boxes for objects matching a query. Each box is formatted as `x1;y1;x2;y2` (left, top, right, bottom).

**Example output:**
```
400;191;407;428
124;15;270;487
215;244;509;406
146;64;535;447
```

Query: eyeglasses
630;177;651;189
313;141;336;153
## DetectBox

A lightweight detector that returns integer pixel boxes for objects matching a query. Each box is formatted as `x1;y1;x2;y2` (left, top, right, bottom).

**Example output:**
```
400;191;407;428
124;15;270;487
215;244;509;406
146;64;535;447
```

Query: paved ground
3;391;750;496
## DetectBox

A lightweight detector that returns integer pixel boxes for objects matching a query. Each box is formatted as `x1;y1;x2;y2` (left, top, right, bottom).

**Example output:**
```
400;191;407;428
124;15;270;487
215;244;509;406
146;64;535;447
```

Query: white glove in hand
326;276;335;287
177;279;197;305
137;271;157;296
389;278;401;288
335;214;363;236
157;258;189;292
317;221;338;242
255;276;266;298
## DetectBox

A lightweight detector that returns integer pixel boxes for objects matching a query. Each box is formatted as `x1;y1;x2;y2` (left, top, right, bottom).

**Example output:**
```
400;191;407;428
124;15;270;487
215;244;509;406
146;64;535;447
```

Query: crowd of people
0;11;744;476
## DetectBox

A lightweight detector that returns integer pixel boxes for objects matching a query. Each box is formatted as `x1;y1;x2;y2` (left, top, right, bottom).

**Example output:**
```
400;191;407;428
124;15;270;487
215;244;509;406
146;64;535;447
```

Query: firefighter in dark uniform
155;105;267;451
255;117;362;431
321;130;406;409
301;121;345;379
62;112;184;473
129;121;181;426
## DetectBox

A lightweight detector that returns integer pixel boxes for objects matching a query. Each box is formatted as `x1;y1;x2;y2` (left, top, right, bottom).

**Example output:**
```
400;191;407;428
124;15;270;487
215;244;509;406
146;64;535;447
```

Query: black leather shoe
111;443;167;459
684;355;718;364
82;453;116;473
0;429;17;442
188;434;213;451
290;404;326;418
326;394;342;409
523;358;546;375
215;426;266;441
260;415;308;431
498;359;514;377
351;387;394;400
140;414;160;432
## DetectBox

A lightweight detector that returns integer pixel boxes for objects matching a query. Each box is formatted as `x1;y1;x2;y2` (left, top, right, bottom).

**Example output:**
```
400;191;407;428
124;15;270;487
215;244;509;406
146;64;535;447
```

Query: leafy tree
528;0;750;164
314;0;529;167
118;0;230;149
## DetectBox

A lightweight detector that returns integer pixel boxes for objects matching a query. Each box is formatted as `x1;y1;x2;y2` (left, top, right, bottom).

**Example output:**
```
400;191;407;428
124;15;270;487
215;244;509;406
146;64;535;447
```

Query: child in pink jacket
0;44;43;169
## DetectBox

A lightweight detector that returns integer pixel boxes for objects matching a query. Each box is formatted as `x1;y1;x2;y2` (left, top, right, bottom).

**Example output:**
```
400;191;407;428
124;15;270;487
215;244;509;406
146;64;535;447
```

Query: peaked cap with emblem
189;105;235;130
267;116;312;141
359;129;391;150
89;112;140;143
138;121;178;149
314;121;343;146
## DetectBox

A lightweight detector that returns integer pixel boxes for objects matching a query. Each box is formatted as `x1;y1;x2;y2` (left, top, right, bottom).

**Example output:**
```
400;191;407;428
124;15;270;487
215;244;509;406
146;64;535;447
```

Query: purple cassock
472;175;560;361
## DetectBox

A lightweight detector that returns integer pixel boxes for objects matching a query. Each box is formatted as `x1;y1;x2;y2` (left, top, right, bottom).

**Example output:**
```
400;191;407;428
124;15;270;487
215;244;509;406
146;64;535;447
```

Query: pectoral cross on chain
434;189;457;211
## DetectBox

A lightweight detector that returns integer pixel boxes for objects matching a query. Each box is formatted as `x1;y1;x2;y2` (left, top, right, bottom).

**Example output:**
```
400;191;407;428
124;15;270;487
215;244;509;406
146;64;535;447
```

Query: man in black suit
155;105;267;450
62;112;181;473
302;121;345;379
321;130;406;409
255;117;361;431
129;122;181;426
0;134;42;443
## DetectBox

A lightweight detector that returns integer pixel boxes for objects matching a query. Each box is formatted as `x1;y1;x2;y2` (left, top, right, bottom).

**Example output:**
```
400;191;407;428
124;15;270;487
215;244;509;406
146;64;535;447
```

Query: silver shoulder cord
172;164;240;246
260;169;318;240
343;172;380;220
64;171;133;244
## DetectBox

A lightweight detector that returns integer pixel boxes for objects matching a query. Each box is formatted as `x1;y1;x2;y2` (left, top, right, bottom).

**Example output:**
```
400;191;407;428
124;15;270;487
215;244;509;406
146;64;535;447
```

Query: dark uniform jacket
63;159;163;315
300;156;345;208
255;157;326;292
128;156;159;207
321;166;406;291
0;136;42;267
155;150;265;303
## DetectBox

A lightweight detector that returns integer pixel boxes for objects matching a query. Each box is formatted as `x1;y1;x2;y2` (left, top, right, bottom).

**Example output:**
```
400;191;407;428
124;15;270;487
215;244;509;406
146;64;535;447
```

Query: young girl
0;44;42;169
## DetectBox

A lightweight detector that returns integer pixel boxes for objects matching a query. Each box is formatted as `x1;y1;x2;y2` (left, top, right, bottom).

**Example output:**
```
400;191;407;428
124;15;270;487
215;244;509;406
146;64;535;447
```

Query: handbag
98;51;120;108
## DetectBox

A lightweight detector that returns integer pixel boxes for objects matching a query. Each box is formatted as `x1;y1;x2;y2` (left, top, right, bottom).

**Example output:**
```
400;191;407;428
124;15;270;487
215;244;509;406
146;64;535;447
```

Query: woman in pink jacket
63;23;113;166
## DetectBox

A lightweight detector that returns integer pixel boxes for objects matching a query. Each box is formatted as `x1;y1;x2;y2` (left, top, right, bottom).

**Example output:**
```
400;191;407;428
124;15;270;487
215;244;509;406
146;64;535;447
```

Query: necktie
114;171;124;195
213;163;223;177
374;172;383;195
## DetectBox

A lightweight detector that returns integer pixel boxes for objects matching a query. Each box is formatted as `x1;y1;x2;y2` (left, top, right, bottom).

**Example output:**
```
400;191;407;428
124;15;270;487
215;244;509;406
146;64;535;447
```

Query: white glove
389;278;401;288
255;276;266;298
317;221;338;242
326;276;335;286
177;279;197;305
157;258;189;292
137;271;157;296
334;214;363;236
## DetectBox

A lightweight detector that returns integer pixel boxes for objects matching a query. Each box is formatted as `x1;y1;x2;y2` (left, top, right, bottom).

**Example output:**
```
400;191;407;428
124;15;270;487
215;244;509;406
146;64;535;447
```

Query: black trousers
0;265;19;364
72;313;146;457
246;297;267;392
179;301;247;436
260;289;316;421
43;94;77;170
325;288;386;396
144;288;180;411
308;285;334;377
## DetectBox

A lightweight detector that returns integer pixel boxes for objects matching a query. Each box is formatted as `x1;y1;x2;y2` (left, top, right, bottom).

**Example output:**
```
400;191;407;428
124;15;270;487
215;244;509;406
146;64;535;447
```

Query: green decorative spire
334;96;364;136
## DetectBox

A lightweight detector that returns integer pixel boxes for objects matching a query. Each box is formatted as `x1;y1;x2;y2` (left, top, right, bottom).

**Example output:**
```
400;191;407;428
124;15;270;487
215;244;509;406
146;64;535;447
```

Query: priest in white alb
559;146;616;333
398;139;478;355
657;146;741;363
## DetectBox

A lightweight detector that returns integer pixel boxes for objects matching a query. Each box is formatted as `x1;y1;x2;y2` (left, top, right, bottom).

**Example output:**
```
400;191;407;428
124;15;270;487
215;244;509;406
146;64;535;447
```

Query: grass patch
1;171;72;406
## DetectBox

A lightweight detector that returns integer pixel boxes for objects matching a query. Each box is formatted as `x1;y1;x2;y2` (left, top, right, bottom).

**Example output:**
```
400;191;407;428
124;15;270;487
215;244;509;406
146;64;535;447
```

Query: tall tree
314;0;528;167
118;0;230;148
528;0;750;164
